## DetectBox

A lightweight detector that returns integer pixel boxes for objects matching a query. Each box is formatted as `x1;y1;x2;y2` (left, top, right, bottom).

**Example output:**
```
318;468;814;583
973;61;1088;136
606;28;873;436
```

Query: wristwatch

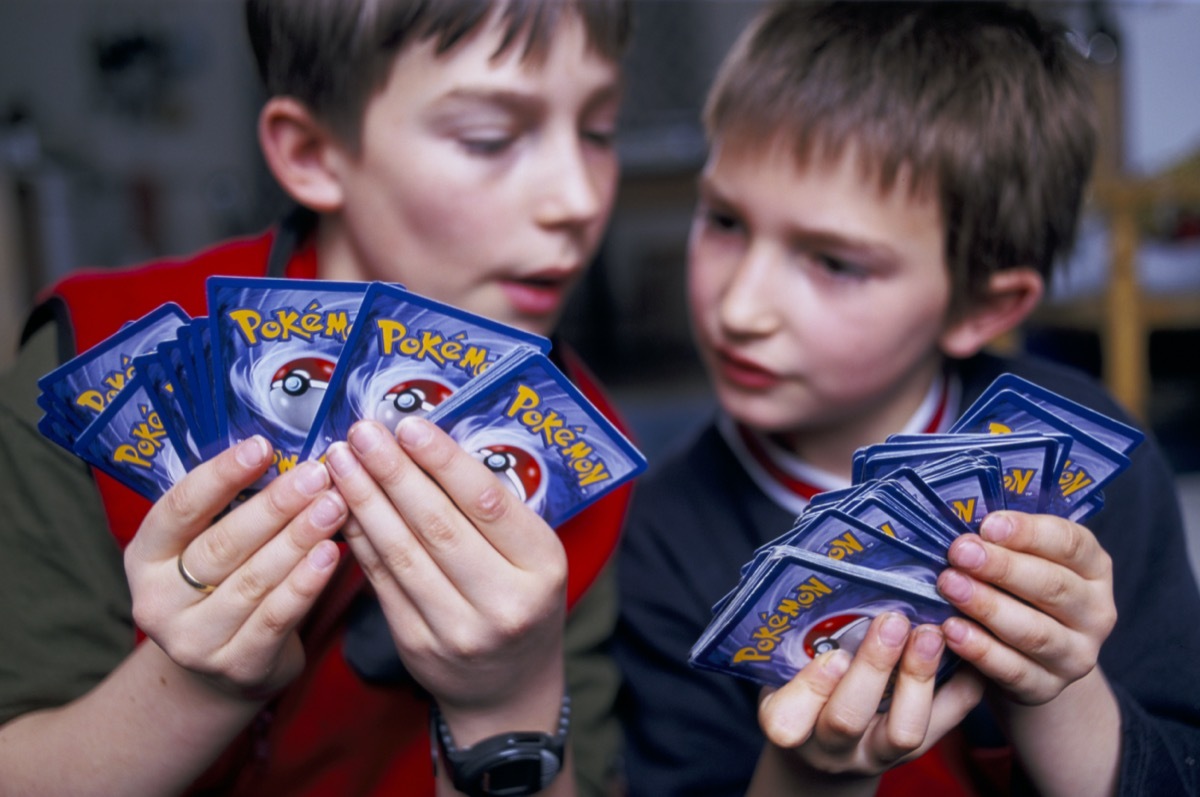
430;695;570;797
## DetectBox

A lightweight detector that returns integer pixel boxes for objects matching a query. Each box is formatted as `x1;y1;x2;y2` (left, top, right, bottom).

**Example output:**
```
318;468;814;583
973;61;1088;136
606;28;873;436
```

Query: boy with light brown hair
615;2;1200;795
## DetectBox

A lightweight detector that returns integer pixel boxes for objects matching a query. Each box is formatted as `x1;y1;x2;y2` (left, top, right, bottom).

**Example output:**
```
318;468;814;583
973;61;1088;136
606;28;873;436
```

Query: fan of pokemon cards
36;277;646;529
689;373;1144;691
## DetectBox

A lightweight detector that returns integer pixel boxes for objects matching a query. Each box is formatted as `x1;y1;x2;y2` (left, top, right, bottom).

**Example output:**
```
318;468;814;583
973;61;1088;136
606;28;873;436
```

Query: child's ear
257;97;345;213
939;267;1044;358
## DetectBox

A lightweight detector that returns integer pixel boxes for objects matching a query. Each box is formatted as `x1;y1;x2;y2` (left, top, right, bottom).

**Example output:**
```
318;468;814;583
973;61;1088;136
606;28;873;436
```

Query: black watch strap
431;695;570;797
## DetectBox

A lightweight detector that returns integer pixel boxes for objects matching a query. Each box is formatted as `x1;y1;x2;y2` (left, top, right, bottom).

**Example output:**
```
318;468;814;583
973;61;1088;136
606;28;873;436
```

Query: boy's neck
774;362;953;479
311;215;363;283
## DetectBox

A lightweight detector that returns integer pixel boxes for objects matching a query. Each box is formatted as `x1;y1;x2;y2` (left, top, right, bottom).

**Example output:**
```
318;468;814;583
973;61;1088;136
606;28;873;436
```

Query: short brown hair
705;1;1097;314
245;0;631;148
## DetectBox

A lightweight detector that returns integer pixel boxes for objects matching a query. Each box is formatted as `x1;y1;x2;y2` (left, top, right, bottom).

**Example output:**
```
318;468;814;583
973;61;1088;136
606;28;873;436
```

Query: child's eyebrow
793;230;901;264
428;89;543;122
435;82;622;116
696;174;902;263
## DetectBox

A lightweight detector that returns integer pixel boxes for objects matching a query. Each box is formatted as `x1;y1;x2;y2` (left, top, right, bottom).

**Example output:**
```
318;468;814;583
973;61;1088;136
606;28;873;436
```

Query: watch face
481;755;549;795
437;706;569;797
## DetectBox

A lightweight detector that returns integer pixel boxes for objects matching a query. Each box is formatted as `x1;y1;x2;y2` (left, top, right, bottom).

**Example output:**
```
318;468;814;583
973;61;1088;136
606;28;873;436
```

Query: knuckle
233;566;272;605
472;484;512;524
1040;571;1072;608
442;627;489;663
1094;547;1114;583
760;707;806;749
380;543;418;578
489;601;538;641
823;705;869;739
204;523;240;569
1018;623;1055;659
544;556;568;593
1062;523;1089;562
162;478;203;524
965;590;998;626
886;721;926;754
991;657;1031;694
258;603;291;638
1062;649;1098;682
418;512;461;551
1097;602;1118;636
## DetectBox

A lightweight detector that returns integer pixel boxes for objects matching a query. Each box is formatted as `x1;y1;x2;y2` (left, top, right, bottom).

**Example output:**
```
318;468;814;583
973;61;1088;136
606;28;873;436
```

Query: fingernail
293;462;329;496
943;617;968;644
938;569;973;603
879;613;910;647
325;442;358;478
981;512;1013;543
310;492;345;528
236;435;270;468
951;537;986;569
820;649;852;677
349;422;384;454
396;417;432;448
913;627;944;661
308;540;338;571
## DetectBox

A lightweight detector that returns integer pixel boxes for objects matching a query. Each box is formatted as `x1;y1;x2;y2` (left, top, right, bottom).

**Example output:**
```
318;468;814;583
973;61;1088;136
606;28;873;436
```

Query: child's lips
501;269;575;316
715;349;781;389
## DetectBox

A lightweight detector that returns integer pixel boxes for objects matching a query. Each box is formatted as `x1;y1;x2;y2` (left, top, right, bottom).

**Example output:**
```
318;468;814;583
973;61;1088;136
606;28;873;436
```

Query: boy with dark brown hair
615;2;1200;794
0;1;634;795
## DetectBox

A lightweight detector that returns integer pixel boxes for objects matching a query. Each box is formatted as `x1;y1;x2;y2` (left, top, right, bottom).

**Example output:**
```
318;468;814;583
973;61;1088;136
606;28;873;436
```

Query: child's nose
535;136;610;228
718;245;780;335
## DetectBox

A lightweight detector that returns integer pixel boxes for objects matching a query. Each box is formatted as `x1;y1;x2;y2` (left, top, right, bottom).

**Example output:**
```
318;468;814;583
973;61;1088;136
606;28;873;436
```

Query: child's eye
814;254;866;279
582;127;616;148
704;208;743;234
460;135;515;156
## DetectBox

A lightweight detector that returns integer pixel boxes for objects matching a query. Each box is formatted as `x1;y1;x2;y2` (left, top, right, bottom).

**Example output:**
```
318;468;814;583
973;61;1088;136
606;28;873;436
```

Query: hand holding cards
37;277;646;529
690;374;1143;693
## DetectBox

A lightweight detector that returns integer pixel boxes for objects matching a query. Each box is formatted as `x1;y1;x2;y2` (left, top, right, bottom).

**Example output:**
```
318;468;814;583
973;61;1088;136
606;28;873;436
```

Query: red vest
42;228;633;795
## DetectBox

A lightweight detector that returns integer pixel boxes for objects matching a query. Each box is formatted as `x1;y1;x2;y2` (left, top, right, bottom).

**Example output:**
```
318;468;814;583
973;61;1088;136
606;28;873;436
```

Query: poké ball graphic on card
269;356;335;433
475;444;544;504
375;378;454;431
803;612;873;659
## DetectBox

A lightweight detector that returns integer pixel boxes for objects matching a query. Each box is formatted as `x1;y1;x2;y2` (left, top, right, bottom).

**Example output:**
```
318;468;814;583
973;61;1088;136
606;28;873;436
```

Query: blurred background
1;0;1199;573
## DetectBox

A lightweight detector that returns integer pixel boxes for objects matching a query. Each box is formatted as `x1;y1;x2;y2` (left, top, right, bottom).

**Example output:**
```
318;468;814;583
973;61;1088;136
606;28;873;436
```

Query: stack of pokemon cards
36;277;646;529
689;374;1144;690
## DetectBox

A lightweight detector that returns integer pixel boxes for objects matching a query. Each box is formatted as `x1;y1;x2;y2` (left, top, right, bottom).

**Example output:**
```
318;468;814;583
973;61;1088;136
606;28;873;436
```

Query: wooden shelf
1028;174;1200;420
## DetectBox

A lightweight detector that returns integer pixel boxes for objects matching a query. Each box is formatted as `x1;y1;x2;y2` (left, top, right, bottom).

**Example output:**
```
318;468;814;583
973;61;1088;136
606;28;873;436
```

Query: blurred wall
1;1;1199;375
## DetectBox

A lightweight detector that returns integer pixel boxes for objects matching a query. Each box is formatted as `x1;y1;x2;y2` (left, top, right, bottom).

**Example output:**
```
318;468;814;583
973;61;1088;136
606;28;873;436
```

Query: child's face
322;12;621;337
688;139;957;463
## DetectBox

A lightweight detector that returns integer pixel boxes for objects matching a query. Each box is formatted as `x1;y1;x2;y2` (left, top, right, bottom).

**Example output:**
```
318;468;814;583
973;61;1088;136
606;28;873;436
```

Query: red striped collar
720;372;960;515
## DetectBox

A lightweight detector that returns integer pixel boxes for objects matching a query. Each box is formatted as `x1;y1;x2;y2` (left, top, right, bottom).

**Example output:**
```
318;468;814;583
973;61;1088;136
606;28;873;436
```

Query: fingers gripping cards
691;546;958;689
691;372;1144;698
207;277;368;491
299;281;551;464
36;278;646;525
426;349;646;528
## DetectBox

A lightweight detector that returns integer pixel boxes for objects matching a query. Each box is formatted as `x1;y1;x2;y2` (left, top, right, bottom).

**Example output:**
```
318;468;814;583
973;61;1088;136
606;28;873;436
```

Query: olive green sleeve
564;561;623;797
0;324;134;726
